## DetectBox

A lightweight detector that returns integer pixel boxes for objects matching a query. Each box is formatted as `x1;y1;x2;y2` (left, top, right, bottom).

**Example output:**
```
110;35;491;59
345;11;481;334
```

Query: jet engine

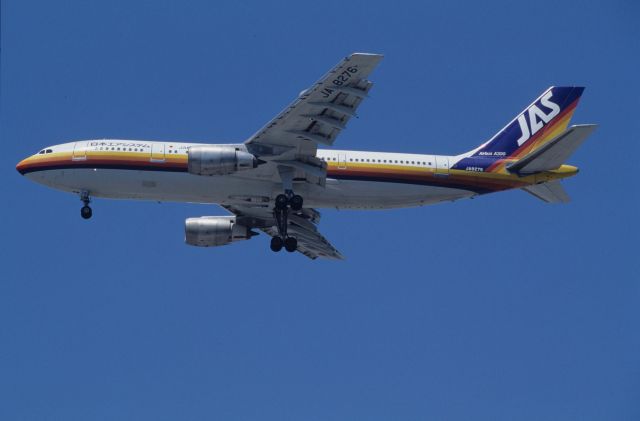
187;145;257;176
185;216;254;247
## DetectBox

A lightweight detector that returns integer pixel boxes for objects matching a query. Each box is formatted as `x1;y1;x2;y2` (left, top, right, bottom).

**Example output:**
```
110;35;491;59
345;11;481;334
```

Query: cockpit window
38;150;45;154
46;149;53;153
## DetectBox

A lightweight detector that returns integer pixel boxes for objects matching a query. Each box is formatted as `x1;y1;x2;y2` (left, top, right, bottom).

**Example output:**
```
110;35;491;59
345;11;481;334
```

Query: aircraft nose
16;156;33;175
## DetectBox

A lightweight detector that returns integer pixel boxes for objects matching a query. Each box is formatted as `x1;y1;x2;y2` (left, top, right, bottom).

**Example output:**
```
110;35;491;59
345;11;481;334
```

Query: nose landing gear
80;191;93;219
81;205;92;219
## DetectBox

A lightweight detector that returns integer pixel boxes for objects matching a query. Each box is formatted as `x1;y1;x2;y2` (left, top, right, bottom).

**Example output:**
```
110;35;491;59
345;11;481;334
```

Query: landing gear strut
270;165;304;254
80;191;92;219
270;192;303;254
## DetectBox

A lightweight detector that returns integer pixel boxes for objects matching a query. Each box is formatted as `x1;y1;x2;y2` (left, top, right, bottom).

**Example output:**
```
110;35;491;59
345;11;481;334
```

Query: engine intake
185;216;253;247
188;145;257;176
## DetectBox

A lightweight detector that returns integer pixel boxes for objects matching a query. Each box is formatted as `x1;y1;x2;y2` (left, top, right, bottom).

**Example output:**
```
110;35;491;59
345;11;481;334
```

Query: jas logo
516;91;561;146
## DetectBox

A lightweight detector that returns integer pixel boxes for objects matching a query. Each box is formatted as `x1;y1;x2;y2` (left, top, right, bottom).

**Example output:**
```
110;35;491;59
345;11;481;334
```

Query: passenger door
338;153;347;169
72;141;87;161
151;143;165;162
435;155;449;176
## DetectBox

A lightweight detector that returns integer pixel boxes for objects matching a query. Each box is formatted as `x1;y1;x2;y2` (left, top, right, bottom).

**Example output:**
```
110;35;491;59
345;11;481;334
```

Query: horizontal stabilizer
507;124;597;174
522;180;570;203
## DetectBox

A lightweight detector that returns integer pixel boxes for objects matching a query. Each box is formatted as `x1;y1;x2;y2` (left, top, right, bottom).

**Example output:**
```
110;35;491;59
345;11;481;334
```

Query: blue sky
2;0;639;419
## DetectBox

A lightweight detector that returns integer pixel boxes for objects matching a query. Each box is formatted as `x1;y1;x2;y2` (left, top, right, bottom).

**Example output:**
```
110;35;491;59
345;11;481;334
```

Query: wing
223;205;343;260
244;53;383;184
221;53;382;258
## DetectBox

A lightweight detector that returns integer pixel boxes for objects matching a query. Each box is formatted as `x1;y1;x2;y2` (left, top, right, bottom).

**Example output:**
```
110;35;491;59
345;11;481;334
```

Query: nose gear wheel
79;191;93;219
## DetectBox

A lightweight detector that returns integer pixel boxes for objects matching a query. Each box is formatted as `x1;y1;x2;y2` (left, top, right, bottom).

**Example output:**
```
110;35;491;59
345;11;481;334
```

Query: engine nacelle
185;216;252;247
188;145;257;176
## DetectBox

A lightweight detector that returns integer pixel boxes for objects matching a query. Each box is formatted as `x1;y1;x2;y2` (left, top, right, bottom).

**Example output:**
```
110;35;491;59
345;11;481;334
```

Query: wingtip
350;52;384;59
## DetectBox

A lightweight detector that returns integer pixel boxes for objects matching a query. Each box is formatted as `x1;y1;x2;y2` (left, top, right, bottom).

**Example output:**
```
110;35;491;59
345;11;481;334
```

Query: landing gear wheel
290;195;303;211
270;236;284;252
80;205;92;219
275;194;289;210
284;237;298;252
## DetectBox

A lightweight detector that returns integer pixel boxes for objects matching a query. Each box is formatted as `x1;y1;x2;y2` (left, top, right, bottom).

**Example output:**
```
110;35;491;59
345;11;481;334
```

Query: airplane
16;53;596;260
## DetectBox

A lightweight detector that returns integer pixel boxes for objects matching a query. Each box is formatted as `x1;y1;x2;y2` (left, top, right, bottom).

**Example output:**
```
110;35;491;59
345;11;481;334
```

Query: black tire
275;194;288;210
290;195;303;211
270;236;284;252
80;205;92;219
284;237;298;252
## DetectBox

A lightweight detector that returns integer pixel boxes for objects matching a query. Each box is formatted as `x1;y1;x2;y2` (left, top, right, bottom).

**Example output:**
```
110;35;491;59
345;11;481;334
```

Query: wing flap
262;224;344;260
224;205;343;260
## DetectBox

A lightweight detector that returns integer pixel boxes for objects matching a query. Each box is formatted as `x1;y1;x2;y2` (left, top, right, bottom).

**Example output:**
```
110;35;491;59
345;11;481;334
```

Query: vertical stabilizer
472;86;584;159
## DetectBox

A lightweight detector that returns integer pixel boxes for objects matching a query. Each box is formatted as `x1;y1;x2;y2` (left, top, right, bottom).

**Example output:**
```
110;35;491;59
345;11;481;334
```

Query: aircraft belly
303;179;474;209
29;169;474;209
32;168;269;204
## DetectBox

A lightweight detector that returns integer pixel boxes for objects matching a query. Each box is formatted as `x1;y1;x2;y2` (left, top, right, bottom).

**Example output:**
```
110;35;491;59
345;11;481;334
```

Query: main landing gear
80;191;93;219
270;192;303;254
